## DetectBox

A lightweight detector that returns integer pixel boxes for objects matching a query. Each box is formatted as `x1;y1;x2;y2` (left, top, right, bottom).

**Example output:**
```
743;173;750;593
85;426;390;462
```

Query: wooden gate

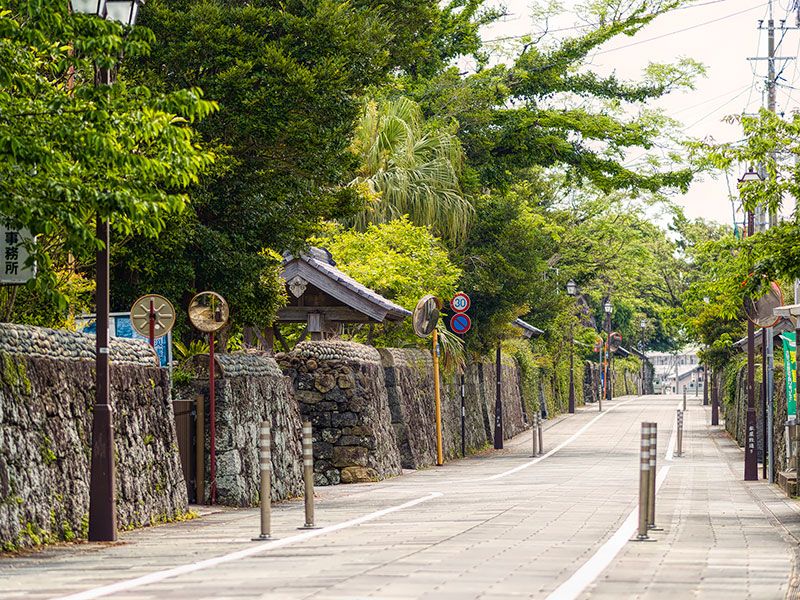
173;396;204;504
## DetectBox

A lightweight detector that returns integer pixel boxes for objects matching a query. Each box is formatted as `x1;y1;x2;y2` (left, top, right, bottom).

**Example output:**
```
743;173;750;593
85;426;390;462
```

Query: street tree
0;2;215;322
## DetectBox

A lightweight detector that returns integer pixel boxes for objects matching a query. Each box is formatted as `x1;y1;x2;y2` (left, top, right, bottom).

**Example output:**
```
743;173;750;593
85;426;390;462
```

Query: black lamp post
566;279;578;413
739;167;762;482
603;299;613;408
70;0;143;543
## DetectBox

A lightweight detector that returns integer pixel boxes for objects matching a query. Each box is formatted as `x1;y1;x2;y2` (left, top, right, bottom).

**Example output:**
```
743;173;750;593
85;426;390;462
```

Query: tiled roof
282;248;411;321
514;318;544;337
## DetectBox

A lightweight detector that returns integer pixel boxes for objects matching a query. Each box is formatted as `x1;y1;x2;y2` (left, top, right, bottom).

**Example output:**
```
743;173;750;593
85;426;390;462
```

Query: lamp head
566;279;577;296
105;0;142;25
603;299;612;314
69;0;106;16
738;168;763;185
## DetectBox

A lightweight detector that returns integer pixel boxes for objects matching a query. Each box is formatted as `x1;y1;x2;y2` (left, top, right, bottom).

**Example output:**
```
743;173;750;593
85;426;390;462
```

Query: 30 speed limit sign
450;292;471;313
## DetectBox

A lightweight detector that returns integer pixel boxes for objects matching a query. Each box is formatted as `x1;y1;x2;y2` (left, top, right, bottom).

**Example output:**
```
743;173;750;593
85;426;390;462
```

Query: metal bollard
677;410;684;458
531;411;539;457
683;390;687;412
299;421;318;529
636;422;651;540
253;422;272;541
647;422;661;530
537;412;544;455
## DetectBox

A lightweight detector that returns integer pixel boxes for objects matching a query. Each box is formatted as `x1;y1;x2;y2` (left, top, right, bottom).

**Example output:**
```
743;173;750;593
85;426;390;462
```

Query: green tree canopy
0;1;215;317
347;97;472;244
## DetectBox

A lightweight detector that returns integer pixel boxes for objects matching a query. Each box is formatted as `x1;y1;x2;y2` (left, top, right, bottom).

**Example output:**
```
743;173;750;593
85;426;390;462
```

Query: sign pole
209;331;217;504
148;298;155;348
460;371;466;457
432;328;443;466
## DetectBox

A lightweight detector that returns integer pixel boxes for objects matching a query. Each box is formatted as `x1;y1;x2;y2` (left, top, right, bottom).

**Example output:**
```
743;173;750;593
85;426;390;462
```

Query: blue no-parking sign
450;313;471;335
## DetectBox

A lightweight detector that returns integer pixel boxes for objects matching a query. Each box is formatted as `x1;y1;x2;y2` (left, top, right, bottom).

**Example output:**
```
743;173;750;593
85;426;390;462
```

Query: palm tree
347;97;472;244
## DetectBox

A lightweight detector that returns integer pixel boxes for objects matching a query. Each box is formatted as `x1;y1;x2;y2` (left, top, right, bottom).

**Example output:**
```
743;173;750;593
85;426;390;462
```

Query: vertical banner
781;331;796;417
0;220;36;284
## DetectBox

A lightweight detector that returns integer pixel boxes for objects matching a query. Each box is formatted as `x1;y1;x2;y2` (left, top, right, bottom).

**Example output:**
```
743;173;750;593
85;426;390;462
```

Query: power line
595;3;769;56
483;0;736;43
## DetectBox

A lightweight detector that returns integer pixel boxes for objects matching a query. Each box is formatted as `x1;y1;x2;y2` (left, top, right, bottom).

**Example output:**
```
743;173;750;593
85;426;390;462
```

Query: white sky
480;0;799;225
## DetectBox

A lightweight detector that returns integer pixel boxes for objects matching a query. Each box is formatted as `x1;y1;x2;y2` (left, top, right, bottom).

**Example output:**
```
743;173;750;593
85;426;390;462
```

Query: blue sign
450;313;471;335
78;314;170;367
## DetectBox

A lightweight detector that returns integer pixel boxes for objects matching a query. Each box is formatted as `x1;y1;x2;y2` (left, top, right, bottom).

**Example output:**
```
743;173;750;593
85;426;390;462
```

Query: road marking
544;465;671;600
53;492;443;600
543;399;681;600
665;400;682;461
487;397;641;480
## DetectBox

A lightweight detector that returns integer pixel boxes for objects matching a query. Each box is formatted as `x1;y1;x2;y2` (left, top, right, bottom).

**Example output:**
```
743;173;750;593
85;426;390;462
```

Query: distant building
647;347;705;395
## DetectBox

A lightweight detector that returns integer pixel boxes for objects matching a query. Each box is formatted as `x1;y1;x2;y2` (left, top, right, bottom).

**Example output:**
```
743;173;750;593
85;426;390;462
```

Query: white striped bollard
253;422;271;541
635;422;651;540
537;411;544;455
299;421;318;529
647;422;660;530
677;410;684;457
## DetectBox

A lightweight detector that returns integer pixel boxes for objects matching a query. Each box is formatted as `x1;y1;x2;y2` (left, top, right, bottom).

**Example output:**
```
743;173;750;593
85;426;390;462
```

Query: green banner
782;331;797;417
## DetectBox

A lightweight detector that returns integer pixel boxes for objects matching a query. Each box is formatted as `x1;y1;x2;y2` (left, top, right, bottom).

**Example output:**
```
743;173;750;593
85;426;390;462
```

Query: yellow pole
433;328;444;466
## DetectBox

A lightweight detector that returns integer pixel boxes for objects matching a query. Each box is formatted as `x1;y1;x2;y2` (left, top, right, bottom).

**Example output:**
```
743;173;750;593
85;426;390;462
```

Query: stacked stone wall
378;348;529;469
176;352;303;506
0;323;186;550
277;342;402;485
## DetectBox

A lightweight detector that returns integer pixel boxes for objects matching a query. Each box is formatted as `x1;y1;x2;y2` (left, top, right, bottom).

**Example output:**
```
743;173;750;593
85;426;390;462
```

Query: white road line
487;397;641;480
53;492;443;600
543;399;681;600
664;400;682;461
544;465;671;600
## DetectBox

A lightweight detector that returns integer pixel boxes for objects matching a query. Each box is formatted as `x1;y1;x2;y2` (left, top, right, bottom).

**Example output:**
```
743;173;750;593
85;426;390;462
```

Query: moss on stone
40;435;57;465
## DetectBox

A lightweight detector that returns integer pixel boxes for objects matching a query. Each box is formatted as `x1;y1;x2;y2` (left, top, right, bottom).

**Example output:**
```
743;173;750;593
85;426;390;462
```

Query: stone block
340;466;379;483
331;412;359;427
332;445;369;467
315;373;336;393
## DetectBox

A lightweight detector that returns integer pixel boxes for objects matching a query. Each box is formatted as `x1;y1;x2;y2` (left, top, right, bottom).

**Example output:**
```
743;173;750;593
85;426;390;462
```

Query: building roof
279;248;411;323
514;318;544;338
733;318;793;350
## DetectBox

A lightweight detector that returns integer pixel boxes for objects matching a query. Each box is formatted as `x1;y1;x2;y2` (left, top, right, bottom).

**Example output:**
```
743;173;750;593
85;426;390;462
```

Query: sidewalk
584;398;800;599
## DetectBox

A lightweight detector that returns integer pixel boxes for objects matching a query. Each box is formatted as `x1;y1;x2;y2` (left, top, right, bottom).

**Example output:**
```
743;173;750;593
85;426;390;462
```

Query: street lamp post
604;299;613;407
740;167;762;482
70;0;143;543
639;319;647;396
566;279;578;414
740;168;762;481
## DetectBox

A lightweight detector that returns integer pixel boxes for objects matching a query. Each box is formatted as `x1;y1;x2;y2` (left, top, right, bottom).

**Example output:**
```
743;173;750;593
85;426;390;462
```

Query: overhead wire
483;0;737;43
594;3;769;56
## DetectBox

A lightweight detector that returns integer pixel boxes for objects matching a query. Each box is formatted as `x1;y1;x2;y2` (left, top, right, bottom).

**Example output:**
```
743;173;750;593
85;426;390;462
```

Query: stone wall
176;352;303;506
277;342;402;485
0;323;186;550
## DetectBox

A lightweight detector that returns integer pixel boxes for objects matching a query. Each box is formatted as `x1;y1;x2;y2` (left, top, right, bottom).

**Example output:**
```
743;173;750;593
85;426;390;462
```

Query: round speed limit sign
450;292;471;313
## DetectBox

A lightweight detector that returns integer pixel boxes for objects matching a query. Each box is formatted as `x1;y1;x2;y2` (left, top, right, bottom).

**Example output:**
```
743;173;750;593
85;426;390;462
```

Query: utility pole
746;0;797;482
755;1;791;483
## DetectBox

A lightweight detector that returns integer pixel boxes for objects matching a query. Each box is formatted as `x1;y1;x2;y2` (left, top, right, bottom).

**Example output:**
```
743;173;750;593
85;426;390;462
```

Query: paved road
2;394;799;599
